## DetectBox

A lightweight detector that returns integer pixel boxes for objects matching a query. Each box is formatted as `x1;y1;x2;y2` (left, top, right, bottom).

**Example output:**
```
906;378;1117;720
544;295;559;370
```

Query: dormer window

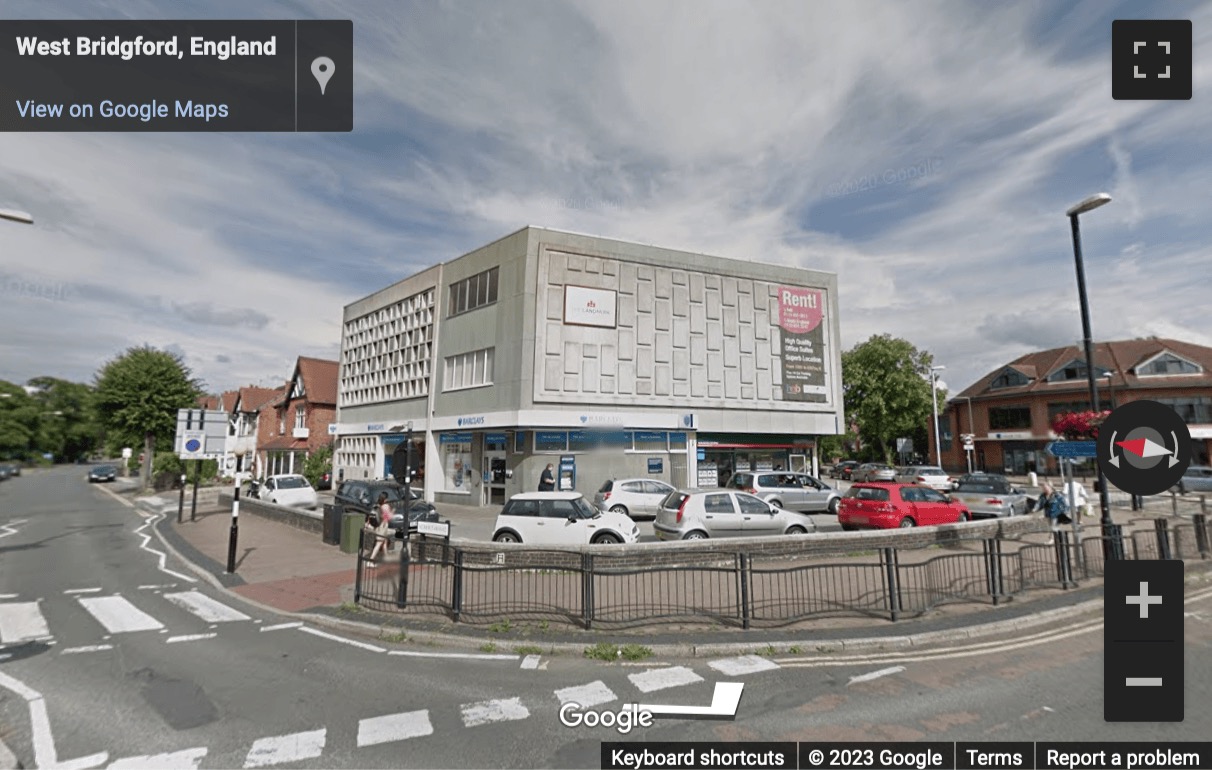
1136;352;1202;377
990;368;1030;389
295;407;305;430
1045;359;1109;383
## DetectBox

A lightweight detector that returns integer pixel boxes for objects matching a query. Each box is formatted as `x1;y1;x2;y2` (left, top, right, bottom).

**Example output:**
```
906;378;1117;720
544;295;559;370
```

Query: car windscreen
93;466;115;473
574;497;601;518
276;476;310;489
598;480;613;493
917;467;945;475
661;492;688;509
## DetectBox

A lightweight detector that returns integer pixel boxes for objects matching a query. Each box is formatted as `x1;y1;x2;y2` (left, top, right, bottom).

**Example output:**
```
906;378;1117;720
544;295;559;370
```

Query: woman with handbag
365;492;393;567
1038;482;1069;546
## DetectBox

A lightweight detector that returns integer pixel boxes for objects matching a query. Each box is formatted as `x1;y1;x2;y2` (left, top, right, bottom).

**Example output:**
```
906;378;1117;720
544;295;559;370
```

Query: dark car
830;461;860;479
0;466;9;481
334;479;437;529
0;462;20;477
316;469;333;491
88;464;118;483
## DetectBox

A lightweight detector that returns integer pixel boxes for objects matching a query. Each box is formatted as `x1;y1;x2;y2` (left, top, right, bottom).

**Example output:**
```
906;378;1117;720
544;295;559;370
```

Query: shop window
535;431;567;452
1156;397;1212;424
568;431;598;452
668;432;687;450
988;405;1032;430
633;431;668;452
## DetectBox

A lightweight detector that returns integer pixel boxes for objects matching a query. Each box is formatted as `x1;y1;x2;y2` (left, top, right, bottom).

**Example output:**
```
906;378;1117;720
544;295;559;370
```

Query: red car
838;482;971;530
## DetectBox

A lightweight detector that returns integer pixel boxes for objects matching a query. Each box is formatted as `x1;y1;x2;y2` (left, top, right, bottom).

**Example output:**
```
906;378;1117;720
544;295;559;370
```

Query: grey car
948;478;1031;518
853;463;896;482
653;488;818;541
593;478;677;519
1175;466;1212;495
725;472;841;514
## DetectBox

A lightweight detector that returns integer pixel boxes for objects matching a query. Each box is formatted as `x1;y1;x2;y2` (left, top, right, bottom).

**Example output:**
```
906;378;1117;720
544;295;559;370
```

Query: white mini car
261;474;319;510
492;491;639;545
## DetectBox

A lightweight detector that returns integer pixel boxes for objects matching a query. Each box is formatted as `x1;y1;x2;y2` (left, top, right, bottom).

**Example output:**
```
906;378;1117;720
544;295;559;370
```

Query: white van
491;492;639;545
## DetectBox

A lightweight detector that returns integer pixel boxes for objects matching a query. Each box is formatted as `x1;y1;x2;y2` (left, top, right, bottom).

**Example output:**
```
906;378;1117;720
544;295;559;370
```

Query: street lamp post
1066;192;1119;560
960;396;975;473
930;365;946;468
1103;371;1117;409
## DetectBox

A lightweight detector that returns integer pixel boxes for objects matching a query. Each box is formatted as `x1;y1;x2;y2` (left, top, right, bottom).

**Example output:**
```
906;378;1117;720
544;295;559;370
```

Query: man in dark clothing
538;463;555;491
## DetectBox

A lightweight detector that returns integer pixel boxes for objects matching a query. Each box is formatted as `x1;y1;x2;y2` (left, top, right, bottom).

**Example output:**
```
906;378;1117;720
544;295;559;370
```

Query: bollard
581;553;595;629
1194;514;1210;559
737;553;751;630
983;538;1006;604
354;528;365;604
882;547;902;621
451;550;464;622
1155;518;1173;560
1055;531;1076;588
396;536;410;609
177;473;187;523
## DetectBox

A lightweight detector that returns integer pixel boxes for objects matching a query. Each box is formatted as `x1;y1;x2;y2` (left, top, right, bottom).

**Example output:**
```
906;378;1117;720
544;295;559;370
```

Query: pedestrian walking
538;463;556;492
1037;482;1069;545
1064;479;1092;518
366;492;393;566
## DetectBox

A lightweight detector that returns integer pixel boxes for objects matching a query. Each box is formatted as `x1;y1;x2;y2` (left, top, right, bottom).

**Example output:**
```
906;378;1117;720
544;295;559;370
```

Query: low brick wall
217;493;323;535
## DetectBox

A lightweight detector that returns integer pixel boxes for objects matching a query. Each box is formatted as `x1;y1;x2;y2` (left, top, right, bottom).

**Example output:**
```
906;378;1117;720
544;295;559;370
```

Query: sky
2;0;1210;401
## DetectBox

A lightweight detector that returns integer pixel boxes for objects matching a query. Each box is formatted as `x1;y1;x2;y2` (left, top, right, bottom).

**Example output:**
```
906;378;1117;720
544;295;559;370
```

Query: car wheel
786;525;807;535
827;498;840;515
592;532;621;545
841;523;857;531
609;505;629;516
899;517;916;528
493;531;520;543
683;530;708;541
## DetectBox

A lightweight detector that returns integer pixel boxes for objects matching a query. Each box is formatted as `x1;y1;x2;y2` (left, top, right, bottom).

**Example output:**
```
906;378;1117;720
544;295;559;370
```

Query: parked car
334;479;436;523
830;460;860;479
261;474;319;510
852;463;896;482
316;469;333;491
837;482;971;530
1174;466;1212;495
491;492;638;545
893;465;953;491
949;478;1032;518
0;462;20;477
654;488;818;541
593;478;677;519
950;472;1013;491
0;466;10;481
725;472;841;514
88;464;118;483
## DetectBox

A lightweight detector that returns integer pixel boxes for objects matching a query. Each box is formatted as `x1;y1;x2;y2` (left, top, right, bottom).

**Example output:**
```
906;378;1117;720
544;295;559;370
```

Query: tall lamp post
960;396;975;472
1066;192;1118;558
930;365;946;468
1103;371;1117;409
0;209;33;225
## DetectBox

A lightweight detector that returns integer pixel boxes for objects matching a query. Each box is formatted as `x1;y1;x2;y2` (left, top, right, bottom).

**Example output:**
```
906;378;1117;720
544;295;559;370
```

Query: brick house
230;385;285;478
930;337;1212;475
259;357;338;477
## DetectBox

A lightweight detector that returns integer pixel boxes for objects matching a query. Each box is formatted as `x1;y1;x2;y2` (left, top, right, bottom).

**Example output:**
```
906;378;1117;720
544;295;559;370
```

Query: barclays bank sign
457;416;486;427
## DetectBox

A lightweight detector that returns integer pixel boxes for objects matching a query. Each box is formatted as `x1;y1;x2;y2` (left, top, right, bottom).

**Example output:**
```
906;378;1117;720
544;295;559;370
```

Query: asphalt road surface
2;467;1210;769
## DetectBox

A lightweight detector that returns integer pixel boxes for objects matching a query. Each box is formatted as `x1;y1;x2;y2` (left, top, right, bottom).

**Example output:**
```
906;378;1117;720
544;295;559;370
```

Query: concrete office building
332;226;844;508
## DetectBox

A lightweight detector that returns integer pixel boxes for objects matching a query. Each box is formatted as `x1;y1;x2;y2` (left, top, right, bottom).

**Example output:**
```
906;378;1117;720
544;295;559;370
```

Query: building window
448;267;499;317
1155;397;1212;424
294;407;305;430
990;368;1030;389
988;405;1032;430
938;415;953;450
535;431;567;452
279;415;285;434
1045;359;1108;383
1137;352;1202;377
443;348;494;391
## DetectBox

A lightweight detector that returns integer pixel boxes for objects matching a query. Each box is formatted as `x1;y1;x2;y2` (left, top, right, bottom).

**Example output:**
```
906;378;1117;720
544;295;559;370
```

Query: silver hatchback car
653;488;818;541
593;478;677;519
725;472;841;514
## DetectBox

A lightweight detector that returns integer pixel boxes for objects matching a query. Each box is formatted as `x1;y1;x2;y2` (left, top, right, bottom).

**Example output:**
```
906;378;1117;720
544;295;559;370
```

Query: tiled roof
237;386;286;413
297;357;339;405
956;337;1212;400
196;395;220;410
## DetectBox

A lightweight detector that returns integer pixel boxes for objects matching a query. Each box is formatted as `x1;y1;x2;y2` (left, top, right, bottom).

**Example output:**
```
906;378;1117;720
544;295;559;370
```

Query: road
1;467;1210;769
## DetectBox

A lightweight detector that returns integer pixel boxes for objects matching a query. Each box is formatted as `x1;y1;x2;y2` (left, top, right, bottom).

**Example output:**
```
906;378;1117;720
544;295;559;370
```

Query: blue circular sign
185;438;202;452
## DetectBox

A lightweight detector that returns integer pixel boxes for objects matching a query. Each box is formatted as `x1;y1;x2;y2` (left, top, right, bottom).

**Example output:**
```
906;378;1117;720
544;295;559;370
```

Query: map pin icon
311;56;335;95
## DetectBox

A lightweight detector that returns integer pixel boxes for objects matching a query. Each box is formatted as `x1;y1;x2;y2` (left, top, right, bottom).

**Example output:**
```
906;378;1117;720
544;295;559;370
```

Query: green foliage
514;644;542;655
0;382;37;459
582;642;653;661
479;642;497;653
487;619;513;634
841;335;944;464
302;443;333;488
0;378;103;462
152;451;219;484
93;346;204;451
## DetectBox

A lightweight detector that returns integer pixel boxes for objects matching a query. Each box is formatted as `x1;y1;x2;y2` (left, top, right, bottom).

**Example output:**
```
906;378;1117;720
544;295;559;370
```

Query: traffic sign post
1045;440;1098;459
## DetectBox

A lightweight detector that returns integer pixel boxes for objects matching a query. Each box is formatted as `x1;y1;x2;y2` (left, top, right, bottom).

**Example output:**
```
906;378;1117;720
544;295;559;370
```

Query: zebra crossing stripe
460;697;530;727
61;645;113;655
77;596;163;634
243;729;326;768
64;587;103;595
554;681;617;707
707;655;782;676
520;654;541;669
627;666;704;693
356;710;433;747
166;633;217;644
0;602;50;644
108;747;207;769
163;591;251;623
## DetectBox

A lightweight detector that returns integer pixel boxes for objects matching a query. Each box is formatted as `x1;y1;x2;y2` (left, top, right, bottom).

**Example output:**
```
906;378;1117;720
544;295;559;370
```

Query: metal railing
352;514;1212;629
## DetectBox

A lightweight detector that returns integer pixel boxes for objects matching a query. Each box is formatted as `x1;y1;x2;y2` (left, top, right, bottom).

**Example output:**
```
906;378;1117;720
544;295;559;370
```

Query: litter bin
340;512;366;555
322;504;343;546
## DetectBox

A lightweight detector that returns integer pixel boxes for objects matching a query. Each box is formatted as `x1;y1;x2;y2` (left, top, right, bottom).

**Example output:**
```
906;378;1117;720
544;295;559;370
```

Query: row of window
444;348;494;391
970;396;1212;433
448;267;499;317
991;353;1203;390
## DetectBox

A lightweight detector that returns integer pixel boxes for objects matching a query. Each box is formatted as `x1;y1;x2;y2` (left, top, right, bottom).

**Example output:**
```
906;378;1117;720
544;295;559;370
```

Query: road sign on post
174;409;228;460
1045;440;1098;459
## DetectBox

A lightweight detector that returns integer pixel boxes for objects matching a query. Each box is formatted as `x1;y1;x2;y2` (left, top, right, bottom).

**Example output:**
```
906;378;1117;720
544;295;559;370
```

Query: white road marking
260;622;303;632
108;747;208;769
628;666;704;693
356;710;433;747
0;653;9;661
708;655;782;676
298;626;385;652
138;584;178;591
166;633;217;644
554;681;617;707
386;649;519;660
78;595;164;634
0;601;50;643
848;665;906;685
0;519;27;540
64;587;103;595
133;514;197;583
0;594;17;600
0;669;109;770
163;591;251;623
243;729;326;768
460;697;530;727
521;654;541;669
62;645;114;655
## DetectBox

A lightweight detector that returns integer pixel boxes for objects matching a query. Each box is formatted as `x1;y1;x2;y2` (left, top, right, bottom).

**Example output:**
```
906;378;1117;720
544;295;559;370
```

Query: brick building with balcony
928;338;1212;476
259;356;338;477
229;385;285;478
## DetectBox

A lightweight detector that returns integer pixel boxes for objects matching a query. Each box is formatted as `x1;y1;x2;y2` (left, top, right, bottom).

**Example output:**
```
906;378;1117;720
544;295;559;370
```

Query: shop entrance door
789;454;808;474
483;451;507;506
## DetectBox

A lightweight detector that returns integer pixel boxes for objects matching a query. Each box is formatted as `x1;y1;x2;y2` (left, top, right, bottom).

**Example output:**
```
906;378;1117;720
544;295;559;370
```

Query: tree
302;443;333;488
841;335;945;464
93;346;204;491
26;377;103;462
0;381;38;460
